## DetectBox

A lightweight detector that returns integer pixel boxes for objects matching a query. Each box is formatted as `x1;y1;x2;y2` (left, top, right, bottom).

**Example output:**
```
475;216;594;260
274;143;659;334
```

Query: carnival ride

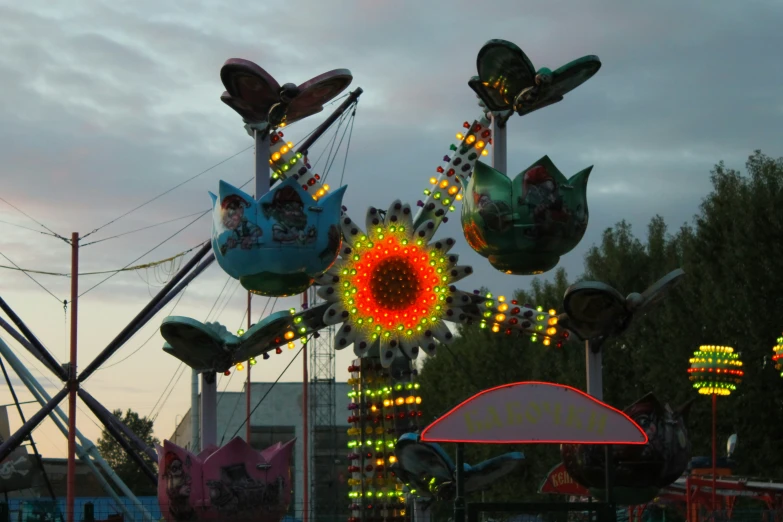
2;36;779;522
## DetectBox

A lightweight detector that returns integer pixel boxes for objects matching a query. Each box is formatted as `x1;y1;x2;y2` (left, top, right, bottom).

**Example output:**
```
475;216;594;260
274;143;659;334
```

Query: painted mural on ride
157;438;294;522
157;37;690;521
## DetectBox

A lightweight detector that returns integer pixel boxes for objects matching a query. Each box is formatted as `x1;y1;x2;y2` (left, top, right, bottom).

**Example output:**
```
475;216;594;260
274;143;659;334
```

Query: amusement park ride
1;37;783;522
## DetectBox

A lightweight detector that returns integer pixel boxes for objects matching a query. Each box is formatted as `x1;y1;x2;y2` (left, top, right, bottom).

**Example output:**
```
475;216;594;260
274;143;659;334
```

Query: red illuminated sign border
420;381;648;445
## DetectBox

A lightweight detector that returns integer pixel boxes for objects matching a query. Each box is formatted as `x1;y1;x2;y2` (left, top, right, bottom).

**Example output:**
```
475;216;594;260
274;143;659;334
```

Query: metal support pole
67;232;79;522
604;445;615;505
302;292;309;522
255;129;270;201
585;340;603;401
454;443;466;522
246;292;252;443
712;393;717;518
490;113;507;175
191;370;200;452
200;372;218;448
414;499;431;522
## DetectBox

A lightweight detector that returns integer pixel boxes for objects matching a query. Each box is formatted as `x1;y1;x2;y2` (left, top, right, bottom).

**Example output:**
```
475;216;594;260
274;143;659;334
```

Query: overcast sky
0;0;781;460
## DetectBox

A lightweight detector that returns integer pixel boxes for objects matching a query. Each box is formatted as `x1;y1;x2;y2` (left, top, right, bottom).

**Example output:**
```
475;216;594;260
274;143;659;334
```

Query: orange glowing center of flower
352;236;440;331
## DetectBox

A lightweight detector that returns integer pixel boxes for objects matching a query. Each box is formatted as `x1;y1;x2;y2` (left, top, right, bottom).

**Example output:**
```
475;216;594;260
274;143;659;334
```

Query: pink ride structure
158;438;295;522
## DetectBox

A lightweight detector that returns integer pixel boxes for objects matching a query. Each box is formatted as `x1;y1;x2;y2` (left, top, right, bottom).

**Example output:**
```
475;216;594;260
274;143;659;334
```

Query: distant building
170;381;352;519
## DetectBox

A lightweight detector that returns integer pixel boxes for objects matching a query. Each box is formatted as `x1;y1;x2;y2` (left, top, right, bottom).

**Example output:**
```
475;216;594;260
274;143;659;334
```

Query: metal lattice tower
308;285;338;519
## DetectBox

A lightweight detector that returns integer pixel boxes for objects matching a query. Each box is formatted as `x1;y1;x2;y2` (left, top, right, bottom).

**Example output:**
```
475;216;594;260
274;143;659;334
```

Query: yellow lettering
485;406;503;430
465;408;503;434
506;402;524;426
565;406;583;430
525;402;541;424
541;401;562;425
464;412;481;433
588;412;607;435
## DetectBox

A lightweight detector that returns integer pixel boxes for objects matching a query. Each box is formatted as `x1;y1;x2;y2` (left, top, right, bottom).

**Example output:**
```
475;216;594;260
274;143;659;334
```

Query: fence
0;498;352;522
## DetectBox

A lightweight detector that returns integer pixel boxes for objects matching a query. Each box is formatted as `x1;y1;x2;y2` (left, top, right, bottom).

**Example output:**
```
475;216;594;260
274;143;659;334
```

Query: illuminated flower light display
314;200;570;367
346;359;421;522
688;345;744;395
773;334;783;377
317;200;474;367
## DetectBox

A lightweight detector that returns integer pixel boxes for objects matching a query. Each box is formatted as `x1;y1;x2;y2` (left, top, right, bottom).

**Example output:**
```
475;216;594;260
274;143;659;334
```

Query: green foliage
418;150;783;505
97;408;159;496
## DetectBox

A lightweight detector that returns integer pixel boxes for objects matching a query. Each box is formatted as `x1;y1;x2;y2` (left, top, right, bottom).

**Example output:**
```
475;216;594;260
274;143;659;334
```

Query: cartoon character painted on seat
219;195;262;255
261;185;317;245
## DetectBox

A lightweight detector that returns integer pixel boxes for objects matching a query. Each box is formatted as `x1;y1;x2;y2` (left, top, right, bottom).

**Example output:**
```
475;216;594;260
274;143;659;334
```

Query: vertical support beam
200;372;217;448
302;292;309;522
604;445;615;505
712;393;717;517
490;113;507;174
585;340;603;401
454;443;466;522
246;292;252;443
414;499;430;522
191;370;200;452
67;232;79;522
254;129;270;202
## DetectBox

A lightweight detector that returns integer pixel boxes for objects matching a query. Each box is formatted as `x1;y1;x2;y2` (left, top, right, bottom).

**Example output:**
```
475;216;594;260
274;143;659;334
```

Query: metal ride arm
412;114;493;235
0;298;68;381
79;241;213;383
0;338;154;522
78;389;158;484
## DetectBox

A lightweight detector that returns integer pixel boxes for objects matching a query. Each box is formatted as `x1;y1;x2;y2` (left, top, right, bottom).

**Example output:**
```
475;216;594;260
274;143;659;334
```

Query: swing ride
0;36;740;522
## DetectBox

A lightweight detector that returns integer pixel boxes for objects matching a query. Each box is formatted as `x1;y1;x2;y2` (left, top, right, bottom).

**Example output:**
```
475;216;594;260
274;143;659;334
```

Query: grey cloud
0;0;779;381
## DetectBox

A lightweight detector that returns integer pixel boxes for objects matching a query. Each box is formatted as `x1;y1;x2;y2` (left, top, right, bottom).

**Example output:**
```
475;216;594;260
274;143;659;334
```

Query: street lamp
687;345;744;519
558;269;685;400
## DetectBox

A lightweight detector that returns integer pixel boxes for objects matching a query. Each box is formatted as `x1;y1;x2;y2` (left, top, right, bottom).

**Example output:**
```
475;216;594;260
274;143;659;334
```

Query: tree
97;408;159;496
417;150;783;504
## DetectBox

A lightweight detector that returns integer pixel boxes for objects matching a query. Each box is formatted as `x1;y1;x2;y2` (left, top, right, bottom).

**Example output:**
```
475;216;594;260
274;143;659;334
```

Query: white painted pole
490;113;508;175
585;340;603;401
414;498;430;522
199;127;271;450
254;128;271;201
191;369;200;451
200;372;218;448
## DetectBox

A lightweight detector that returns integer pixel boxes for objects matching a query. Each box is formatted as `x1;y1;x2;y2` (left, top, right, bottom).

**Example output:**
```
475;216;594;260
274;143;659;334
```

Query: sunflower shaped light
688;345;744;396
316;200;474;367
773;334;783;377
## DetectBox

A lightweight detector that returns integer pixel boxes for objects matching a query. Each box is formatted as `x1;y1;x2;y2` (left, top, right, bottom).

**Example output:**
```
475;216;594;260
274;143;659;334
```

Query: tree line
418;150;783;504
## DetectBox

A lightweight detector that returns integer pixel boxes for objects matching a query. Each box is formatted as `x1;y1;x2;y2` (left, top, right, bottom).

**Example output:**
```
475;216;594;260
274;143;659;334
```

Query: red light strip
420;380;648;445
